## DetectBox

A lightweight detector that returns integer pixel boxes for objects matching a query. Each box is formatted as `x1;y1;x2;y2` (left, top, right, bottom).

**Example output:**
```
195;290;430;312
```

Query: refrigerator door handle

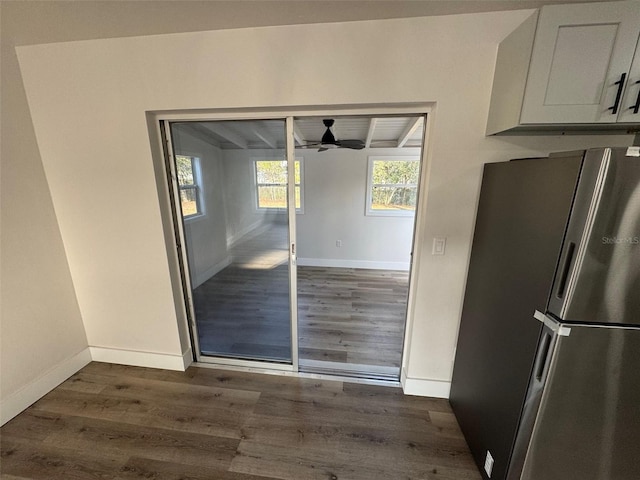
555;242;575;299
534;310;571;336
534;332;552;382
506;320;560;480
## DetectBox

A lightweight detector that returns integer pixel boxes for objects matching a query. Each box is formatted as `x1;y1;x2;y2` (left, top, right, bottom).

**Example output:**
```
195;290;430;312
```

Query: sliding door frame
154;103;434;378
161;120;203;362
286;117;300;371
161;117;297;372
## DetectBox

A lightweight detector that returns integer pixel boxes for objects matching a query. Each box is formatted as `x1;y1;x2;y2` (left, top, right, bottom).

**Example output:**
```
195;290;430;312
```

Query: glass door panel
170;119;292;363
293;115;424;379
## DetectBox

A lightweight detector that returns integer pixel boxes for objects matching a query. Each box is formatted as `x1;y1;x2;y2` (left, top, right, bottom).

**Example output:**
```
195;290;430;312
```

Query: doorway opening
161;111;427;381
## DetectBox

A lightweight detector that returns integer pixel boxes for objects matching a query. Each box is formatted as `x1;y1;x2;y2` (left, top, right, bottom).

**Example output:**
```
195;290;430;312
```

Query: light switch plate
432;237;446;255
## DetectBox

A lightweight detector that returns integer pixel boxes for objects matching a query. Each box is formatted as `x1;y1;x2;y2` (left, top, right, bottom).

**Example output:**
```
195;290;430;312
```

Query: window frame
365;155;420;217
253;157;304;214
175;154;205;222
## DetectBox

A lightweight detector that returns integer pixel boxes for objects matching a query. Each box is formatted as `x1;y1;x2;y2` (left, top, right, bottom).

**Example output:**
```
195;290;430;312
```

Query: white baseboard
297;257;410;271
181;346;194;369
0;347;92;426
89;346;189;371
192;256;231;288
226;219;267;248
401;367;451;398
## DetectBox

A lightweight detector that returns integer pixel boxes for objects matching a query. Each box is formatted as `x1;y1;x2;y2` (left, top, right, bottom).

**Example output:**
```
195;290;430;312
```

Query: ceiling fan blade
337;139;366;150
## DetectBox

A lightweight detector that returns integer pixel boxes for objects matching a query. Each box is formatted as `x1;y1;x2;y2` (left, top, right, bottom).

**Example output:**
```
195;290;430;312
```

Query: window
176;155;203;219
255;159;303;211
366;156;420;216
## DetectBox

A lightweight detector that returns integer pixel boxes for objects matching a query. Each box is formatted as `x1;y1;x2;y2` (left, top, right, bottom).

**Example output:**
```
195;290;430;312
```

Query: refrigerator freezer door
548;147;640;325
450;156;582;480
520;324;640;480
506;317;559;480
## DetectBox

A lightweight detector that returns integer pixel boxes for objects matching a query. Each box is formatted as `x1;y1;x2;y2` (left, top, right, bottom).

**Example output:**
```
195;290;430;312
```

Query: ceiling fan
300;119;365;152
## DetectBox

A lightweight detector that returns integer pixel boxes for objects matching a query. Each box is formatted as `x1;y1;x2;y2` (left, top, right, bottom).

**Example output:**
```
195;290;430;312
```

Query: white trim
89;346;188;371
366;155;420;217
297;257;410;271
154;104;433;377
181;347;194;369
154;103;434;122
0;348;92;426
191;256;232;289
400;367;451;398
401;111;433;390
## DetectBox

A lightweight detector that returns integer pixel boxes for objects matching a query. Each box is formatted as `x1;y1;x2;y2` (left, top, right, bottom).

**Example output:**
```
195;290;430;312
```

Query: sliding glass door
166;119;296;364
162;111;425;379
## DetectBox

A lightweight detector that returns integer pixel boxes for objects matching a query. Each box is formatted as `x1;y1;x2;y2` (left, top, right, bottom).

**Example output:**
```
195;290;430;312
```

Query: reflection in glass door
168;119;294;363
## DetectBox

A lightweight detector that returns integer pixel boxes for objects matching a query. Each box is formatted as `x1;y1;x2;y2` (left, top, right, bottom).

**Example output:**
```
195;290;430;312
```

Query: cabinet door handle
608;73;627;115
630;80;640;114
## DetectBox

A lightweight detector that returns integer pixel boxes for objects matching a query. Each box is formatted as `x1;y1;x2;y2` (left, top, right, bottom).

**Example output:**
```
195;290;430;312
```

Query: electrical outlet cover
484;451;494;478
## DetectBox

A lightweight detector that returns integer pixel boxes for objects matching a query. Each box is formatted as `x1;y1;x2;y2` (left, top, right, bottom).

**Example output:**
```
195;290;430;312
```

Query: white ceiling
175;116;425;150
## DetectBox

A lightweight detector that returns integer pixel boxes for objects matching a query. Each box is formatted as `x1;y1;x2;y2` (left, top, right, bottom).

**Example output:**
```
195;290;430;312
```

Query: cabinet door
520;1;640;125
617;36;640;123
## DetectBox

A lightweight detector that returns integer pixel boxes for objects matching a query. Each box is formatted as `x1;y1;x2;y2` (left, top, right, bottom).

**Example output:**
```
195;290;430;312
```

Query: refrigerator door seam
534;310;571;336
562;149;612;318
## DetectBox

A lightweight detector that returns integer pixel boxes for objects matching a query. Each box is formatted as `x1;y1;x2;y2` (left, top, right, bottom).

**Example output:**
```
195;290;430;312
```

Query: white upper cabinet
486;0;640;134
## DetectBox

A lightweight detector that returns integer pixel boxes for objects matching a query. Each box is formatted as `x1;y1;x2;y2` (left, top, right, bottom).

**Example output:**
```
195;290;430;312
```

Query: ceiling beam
201;122;248;149
293;124;305;146
396;117;422;148
249;123;278;149
365;118;378;148
179;123;221;148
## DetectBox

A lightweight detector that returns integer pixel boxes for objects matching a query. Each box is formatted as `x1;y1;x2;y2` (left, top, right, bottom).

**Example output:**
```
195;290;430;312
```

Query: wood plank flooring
0;362;482;480
297;266;407;369
193;222;408;371
194;265;408;369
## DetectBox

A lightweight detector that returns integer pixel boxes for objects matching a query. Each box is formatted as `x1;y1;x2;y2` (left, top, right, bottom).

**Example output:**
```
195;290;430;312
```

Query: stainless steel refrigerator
450;147;640;480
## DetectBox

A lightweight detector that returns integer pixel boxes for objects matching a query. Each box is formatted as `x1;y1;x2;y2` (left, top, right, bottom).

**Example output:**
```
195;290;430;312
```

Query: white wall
14;12;633;399
219;146;418;269
0;5;90;425
296;147;419;269
172;127;230;288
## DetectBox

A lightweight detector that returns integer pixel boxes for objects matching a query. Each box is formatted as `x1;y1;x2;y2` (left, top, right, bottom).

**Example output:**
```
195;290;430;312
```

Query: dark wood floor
194;263;292;361
193;223;408;372
0;362;481;480
194;265;408;369
297;266;407;369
